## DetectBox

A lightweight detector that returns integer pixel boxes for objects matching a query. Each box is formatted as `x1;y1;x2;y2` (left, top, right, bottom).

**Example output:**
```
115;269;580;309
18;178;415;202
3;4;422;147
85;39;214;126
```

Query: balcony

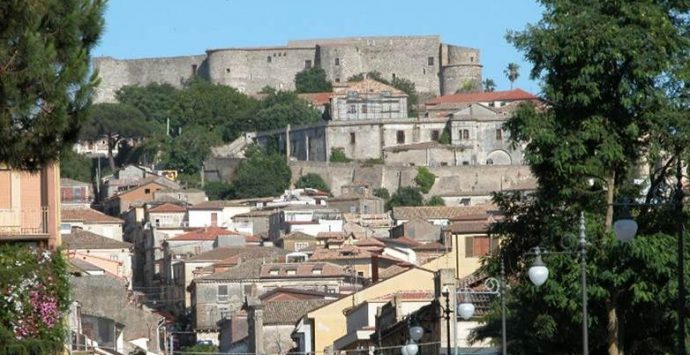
0;208;49;236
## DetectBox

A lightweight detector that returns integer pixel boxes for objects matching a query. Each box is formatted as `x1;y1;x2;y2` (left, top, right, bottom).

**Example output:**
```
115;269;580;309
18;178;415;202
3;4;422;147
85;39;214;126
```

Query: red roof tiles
426;89;538;105
168;227;241;241
61;208;124;224
148;203;186;213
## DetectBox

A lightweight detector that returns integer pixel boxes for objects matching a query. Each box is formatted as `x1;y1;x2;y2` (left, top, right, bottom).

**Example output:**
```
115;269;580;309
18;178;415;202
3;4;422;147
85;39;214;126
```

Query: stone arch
486;150;512;165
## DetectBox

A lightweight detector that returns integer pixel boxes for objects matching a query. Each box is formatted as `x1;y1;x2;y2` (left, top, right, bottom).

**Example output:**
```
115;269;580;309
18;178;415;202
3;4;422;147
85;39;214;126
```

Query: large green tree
386;186;424;211
504;63;520;89
232;146;291;198
294;67;333;93
252;91;322;132
473;1;690;354
80;103;152;171
0;0;105;169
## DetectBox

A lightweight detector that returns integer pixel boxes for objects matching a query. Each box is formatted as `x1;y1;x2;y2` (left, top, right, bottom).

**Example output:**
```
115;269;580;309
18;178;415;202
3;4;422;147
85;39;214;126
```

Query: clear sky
93;0;544;94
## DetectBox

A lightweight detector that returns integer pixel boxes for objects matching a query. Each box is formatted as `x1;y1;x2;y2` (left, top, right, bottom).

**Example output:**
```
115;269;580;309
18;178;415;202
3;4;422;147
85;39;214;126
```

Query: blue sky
93;0;543;94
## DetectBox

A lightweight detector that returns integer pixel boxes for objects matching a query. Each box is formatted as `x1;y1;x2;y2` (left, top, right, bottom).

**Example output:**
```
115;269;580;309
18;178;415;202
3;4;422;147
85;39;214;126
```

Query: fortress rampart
92;35;482;103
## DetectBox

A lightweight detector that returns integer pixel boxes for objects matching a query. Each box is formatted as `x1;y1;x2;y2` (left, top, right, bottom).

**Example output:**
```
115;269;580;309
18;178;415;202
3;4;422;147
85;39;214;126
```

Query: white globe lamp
528;254;549;287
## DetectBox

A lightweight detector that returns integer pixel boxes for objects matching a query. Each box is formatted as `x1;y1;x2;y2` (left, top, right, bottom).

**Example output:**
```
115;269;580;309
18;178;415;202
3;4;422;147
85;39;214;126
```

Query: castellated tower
91;35;482;103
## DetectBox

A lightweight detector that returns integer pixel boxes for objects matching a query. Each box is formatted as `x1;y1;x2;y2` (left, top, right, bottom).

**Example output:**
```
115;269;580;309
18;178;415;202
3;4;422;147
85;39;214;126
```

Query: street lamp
528;212;589;355
456;258;508;355
401;318;424;355
441;287;453;355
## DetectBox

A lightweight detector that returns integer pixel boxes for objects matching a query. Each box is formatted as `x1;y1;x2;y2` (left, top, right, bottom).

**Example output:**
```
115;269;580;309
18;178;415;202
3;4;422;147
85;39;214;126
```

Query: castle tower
440;45;483;95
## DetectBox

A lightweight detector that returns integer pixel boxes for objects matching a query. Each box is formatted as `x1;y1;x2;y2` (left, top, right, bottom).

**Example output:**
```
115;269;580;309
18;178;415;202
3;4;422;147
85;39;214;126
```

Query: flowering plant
0;245;69;353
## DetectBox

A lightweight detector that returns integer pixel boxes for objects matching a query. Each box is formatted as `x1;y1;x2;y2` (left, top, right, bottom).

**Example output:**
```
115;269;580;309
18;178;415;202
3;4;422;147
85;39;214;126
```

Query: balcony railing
0;208;49;235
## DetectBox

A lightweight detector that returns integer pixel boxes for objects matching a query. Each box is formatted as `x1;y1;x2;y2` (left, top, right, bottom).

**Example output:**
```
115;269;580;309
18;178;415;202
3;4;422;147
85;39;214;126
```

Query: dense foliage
329;148;352;163
0;246;70;353
414;167;436;194
59;149;93;183
425;196;445;206
473;1;690;354
0;0;105;169
386;187;424;210
203;181;235;201
295;173;330;193
232;146;292;198
294;67;333;93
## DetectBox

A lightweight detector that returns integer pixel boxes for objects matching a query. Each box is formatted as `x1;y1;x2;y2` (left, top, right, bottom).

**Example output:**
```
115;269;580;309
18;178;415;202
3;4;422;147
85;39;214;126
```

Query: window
349;205;357;213
362;104;368;114
486;159;494;165
431;130;440;141
459;129;469;140
392;73;396;80
496;129;503;140
304;60;312;69
396;131;405;144
286;269;297;275
217;285;228;301
267;56;272;63
144;188;151;194
428;57;434;66
348;105;357;114
350;133;356;145
335;78;340;83
470;56;474;63
243;284;252;297
465;236;492;258
363;205;369;214
225;68;230;73
312;268;322;275
269;268;279;275
357;271;364;277
335;58;340;66
191;64;197;76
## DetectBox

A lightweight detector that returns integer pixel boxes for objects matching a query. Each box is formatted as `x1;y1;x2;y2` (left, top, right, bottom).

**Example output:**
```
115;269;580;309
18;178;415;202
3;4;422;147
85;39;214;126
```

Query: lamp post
441;288;452;355
613;152;686;355
401;319;424;355
457;258;507;355
528;212;589;355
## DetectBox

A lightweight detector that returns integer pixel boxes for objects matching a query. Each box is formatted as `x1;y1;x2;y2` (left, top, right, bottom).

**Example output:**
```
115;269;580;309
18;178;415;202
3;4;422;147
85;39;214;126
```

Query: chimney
371;255;379;283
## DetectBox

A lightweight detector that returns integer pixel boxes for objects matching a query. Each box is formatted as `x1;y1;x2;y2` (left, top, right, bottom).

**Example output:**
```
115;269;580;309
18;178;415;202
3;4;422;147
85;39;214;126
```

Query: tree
426;196;445;206
80;103;150;171
159;125;222;177
482;79;497;92
116;83;180;127
295;173;330;193
252;91;322;133
203;181;235;200
329;148;352;163
0;0;105;169
232;146;291;198
294;67;333;93
386;187;424;210
504;63;520;89
373;187;390;201
59;149;93;183
414;167;436;194
472;2;690;354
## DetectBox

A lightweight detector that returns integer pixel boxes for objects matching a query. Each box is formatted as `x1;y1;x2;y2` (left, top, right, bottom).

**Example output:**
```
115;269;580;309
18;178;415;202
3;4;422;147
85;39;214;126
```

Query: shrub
414;167;436;193
329;148;352;163
295;173;330;193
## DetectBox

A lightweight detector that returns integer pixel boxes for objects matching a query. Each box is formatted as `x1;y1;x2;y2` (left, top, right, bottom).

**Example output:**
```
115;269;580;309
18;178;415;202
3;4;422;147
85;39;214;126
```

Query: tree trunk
107;139;117;172
607;298;620;355
605;171;616;231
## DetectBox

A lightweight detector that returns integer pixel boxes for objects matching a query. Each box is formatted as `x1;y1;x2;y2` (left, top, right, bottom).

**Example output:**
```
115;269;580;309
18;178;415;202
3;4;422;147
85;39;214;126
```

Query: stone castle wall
92;35;482;102
92;55;207;103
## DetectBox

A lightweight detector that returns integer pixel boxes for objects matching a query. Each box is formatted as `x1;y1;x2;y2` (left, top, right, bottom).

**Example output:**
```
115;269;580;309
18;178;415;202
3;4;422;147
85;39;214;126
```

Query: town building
61;207;124;241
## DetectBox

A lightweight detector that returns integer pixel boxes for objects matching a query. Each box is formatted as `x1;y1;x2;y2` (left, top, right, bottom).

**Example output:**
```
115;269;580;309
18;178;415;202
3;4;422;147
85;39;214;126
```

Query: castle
92;35;482;103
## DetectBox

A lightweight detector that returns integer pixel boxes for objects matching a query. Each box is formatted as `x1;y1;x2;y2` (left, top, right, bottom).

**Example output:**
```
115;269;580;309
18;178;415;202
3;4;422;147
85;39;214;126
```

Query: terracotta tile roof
335;79;406;96
282;232;316;240
370;290;434;302
148;203;186;213
449;221;492;234
188;200;247;210
316;232;348;240
167;227;241;241
392;205;497;221
234;210;280;218
298;92;332;106
354;237;385;247
413;242;447;251
425;89;538;105
380;236;422;247
63;229;132;250
199;259;265;280
310;245;373;261
378;264;413;279
259;262;348;278
185;246;288;262
259;287;334;301
263;299;333;324
61;207;124;224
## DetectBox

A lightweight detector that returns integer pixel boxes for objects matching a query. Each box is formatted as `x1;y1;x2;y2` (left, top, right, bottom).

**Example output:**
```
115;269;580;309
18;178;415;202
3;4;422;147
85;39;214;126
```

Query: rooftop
61;207;124;224
168;227;242;241
188;200;248;210
263;299;333;324
392;205;497;221
63;229;132;250
185;246;288;263
425;88;538;105
148;203;186;213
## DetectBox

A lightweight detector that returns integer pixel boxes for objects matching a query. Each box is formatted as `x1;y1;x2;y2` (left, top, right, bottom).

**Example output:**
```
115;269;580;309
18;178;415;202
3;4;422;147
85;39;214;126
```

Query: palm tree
482;79;496;92
504;63;520;89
